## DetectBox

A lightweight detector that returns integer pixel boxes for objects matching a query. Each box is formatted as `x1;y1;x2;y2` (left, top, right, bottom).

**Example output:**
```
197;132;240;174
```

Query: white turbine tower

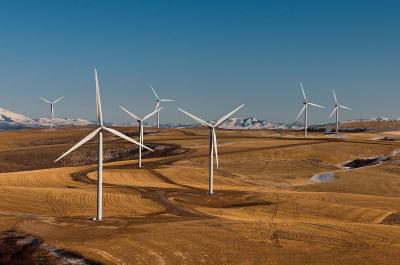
39;96;64;128
329;89;352;134
178;104;245;195
55;69;152;221
296;81;324;138
151;86;175;128
119;106;163;168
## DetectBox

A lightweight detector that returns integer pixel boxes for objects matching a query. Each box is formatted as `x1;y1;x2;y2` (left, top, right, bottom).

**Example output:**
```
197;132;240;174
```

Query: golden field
0;126;400;264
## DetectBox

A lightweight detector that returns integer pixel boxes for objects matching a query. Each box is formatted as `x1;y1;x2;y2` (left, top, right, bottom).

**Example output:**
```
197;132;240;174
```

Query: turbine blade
308;102;324;108
55;127;101;162
143;107;164;121
140;124;144;144
333;89;338;104
177;108;212;127
214;104;245;127
212;128;219;168
160;99;175;102
339;105;352;111
119;106;141;121
300;81;306;100
39;97;51;104
154;102;160;112
329;107;337;119
151;86;160;100
103;127;153;151
296;105;306;120
95;68;103;126
53;96;64;104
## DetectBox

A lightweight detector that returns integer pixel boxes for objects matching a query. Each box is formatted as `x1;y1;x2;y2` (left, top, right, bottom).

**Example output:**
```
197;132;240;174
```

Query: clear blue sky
0;0;399;124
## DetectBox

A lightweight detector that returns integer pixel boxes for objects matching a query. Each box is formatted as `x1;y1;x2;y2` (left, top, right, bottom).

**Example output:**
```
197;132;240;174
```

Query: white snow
0;107;93;130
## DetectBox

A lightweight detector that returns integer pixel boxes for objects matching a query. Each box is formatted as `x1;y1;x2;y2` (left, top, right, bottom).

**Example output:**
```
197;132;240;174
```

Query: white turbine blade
55;127;101;162
143;107;164;121
177;108;212;127
151;86;160;100
329;107;337;119
95;68;104;126
160;99;175;102
154;102;160;112
140;124;144;144
300;81;306;100
308;102;324;108
103;127;153;151
339;105;352;111
333;89;338;104
296;105;306;120
212;128;219;168
119;106;141;121
214;104;245;127
39;97;51;104
53;96;64;104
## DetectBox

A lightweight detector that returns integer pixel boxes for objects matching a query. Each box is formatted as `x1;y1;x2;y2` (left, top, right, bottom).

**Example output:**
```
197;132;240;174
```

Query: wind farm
1;1;400;265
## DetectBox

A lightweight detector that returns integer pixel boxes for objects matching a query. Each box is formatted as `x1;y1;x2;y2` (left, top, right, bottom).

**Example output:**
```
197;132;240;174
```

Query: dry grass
0;127;400;264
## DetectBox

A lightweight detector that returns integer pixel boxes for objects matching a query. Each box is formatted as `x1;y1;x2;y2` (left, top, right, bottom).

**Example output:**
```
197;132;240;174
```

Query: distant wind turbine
178;104;245;195
151;86;175;128
296;81;324;137
119;106;163;168
55;69;152;221
329;89;352;134
39;96;64;128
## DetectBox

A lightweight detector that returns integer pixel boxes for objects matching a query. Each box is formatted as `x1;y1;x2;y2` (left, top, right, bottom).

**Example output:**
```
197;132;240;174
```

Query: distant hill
0;107;93;130
1;106;400;132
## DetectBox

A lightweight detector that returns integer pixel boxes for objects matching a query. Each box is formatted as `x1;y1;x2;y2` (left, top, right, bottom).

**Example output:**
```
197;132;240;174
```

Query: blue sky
0;0;399;124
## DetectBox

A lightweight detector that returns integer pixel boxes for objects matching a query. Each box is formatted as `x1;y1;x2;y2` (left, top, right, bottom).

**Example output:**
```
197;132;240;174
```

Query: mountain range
0;107;93;130
0;106;399;131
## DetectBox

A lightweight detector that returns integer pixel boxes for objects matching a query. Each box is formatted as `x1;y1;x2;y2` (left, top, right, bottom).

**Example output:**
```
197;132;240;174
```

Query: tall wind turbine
329;89;352;134
178;104;245;195
296;82;324;138
39;96;64;128
119;106;163;168
151;86;175;128
55;69;152;221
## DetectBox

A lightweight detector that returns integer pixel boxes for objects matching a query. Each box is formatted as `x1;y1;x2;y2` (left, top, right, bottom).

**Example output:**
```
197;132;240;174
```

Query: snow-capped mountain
114;117;304;130
0;107;93;130
1;106;399;131
342;117;400;123
216;117;304;130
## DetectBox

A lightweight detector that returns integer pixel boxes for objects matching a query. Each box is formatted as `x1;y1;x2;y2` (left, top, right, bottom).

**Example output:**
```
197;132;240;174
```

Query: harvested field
0;127;400;264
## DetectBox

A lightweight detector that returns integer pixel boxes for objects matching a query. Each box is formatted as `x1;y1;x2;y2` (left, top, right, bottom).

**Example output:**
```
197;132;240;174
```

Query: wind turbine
119;106;163;168
39;96;64;128
329;89;352;134
55;69;152;221
296;82;324;138
151;86;175;128
178;104;245;195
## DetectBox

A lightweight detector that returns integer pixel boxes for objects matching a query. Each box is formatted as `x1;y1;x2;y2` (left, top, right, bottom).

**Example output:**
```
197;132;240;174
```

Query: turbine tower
39;96;64;128
178;104;245;195
329;89;352;134
119;106;163;168
151;86;175;128
296;81;324;137
55;69;152;221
